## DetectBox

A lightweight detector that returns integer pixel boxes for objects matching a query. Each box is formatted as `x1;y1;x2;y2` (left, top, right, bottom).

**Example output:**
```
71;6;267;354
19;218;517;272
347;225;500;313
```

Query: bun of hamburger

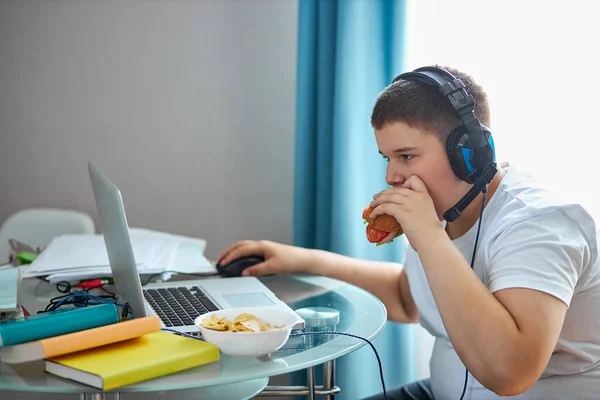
362;205;404;245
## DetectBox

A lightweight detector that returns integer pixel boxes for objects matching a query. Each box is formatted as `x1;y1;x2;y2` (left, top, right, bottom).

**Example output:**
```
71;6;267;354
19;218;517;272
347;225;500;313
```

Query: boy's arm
418;231;567;396
308;249;419;324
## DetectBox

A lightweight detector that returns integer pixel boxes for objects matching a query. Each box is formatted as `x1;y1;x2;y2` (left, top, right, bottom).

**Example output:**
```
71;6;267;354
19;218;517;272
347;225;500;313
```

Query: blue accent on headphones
462;148;474;173
461;135;495;174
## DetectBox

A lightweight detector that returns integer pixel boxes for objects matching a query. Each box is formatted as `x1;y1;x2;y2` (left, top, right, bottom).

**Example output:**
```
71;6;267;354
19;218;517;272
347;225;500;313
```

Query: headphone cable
458;188;487;400
163;328;388;399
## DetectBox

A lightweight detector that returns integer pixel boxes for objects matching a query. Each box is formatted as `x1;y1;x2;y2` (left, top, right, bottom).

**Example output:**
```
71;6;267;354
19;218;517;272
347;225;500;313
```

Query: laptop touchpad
221;292;276;308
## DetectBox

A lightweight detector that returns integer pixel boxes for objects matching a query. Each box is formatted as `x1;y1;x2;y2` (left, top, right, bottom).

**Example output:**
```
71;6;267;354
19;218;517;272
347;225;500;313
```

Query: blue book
0;303;120;347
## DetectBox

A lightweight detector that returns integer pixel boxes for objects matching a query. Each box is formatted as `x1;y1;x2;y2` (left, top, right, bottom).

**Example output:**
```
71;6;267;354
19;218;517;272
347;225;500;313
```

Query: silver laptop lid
88;162;148;319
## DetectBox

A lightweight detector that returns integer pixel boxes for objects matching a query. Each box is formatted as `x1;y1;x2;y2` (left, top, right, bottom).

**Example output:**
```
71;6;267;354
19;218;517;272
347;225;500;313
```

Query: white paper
43;267;165;283
0;268;20;312
129;228;207;253
127;229;214;274
21;228;214;280
23;234;171;276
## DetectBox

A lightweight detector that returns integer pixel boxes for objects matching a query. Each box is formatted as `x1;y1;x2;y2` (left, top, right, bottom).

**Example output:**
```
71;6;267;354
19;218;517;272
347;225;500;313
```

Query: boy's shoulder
487;164;596;242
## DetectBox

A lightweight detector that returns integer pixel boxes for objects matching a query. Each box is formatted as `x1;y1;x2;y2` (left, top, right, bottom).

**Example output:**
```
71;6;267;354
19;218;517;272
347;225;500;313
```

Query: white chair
0;208;95;264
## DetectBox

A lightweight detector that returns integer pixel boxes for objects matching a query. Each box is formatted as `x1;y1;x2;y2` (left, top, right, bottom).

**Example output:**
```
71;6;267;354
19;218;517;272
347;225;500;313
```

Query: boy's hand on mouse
217;240;314;276
369;175;444;253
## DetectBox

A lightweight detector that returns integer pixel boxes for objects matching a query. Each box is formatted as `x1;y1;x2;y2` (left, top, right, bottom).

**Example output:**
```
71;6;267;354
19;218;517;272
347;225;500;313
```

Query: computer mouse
216;255;265;278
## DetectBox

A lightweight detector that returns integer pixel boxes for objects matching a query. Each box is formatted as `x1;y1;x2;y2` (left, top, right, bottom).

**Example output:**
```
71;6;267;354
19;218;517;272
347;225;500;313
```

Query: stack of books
0;303;219;390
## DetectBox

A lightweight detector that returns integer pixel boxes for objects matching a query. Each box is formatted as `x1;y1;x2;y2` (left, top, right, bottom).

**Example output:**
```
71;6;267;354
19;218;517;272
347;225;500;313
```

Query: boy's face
374;121;467;220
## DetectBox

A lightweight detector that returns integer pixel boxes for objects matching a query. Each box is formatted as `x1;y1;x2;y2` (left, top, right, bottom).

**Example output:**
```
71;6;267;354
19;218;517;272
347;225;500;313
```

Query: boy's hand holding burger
364;175;444;253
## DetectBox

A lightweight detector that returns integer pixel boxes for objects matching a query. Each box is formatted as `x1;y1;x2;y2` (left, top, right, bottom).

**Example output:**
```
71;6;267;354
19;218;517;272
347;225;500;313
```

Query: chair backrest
0;208;96;263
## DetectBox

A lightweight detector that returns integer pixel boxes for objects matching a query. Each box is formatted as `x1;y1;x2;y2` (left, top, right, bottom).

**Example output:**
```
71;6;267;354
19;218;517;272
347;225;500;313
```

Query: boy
218;66;600;399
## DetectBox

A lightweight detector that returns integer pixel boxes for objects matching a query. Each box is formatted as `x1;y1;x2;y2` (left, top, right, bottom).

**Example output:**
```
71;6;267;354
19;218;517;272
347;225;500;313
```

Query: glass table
0;274;388;399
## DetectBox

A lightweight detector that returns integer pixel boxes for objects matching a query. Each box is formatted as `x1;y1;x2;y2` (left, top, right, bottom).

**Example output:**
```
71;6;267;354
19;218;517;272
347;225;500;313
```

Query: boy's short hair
370;65;491;141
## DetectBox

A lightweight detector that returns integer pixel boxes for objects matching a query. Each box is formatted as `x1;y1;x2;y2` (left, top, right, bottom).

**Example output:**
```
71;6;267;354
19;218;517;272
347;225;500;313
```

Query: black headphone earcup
446;125;495;184
446;126;474;183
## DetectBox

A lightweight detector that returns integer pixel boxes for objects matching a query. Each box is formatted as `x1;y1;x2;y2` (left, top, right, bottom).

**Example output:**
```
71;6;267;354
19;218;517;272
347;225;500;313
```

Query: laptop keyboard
143;286;219;327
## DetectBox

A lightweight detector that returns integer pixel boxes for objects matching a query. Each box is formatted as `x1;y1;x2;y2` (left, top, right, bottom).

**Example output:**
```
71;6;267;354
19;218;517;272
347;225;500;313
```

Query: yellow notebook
45;331;219;390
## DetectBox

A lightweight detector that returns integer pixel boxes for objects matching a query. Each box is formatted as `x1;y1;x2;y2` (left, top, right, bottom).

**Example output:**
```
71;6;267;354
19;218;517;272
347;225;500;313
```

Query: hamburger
362;205;404;245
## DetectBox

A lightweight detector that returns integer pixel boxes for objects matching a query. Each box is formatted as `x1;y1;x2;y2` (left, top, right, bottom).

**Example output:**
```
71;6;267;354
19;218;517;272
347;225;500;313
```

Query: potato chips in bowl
195;307;299;357
201;312;284;332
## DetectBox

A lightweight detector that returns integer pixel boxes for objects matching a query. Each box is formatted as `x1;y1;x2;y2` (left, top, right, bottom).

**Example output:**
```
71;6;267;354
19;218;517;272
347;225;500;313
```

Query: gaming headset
392;66;498;222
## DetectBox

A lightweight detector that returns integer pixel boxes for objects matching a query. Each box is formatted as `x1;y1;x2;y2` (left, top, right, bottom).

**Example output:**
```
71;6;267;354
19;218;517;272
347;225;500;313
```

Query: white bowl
194;307;298;357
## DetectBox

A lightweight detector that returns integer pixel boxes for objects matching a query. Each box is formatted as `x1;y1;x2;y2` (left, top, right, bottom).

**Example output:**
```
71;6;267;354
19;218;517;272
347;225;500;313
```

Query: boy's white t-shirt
404;164;600;399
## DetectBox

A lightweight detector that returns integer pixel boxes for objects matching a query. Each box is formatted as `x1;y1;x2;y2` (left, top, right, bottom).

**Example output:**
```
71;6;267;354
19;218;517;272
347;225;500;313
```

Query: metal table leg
307;366;316;400
258;360;339;397
323;359;336;399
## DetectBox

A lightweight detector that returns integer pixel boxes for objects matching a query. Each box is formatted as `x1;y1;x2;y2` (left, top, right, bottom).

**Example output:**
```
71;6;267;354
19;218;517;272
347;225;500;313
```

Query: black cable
36;271;215;314
458;188;487;400
96;284;118;297
55;280;117;296
40;292;126;313
40;280;122;314
56;280;72;293
161;328;388;400
54;280;117;298
289;331;388;400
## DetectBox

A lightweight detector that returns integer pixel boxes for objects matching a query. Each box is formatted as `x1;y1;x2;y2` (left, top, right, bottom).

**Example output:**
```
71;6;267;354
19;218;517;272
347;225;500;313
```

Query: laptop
88;162;304;333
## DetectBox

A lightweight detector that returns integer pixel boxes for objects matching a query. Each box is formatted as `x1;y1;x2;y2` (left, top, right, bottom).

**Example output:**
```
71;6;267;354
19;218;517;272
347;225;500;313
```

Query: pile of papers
0;268;21;314
21;228;215;282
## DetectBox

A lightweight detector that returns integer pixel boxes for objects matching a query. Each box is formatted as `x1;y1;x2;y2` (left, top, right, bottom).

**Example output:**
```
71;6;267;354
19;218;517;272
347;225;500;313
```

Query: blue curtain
293;0;416;399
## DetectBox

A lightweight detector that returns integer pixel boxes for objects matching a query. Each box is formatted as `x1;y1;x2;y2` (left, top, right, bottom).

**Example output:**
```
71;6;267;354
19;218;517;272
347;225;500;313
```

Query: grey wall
0;0;298;262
